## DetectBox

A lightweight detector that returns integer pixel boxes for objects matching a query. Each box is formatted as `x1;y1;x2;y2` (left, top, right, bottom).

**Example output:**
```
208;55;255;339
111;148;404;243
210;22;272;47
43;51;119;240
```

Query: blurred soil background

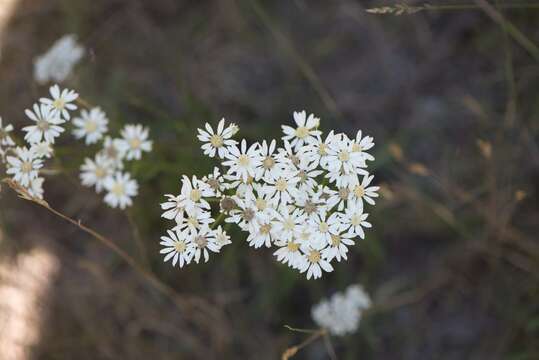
0;0;538;359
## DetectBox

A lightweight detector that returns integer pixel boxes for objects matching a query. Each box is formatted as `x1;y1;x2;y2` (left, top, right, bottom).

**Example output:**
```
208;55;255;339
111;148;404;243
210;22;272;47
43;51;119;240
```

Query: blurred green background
0;0;538;359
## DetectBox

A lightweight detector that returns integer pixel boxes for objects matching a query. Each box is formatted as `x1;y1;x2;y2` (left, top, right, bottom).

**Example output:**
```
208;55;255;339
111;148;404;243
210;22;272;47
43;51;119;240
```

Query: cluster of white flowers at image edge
0;84;152;210
311;284;371;335
160;112;379;279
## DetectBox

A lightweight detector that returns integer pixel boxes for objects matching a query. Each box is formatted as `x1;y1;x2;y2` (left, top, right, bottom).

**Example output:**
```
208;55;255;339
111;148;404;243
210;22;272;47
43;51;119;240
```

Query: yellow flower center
95;167;106;179
256;198;267;211
238;154;250;167
330;234;341;246
84;120;98;133
129;137;141;149
351;214;362;226
52;98;65;110
295;126;309;139
275;178;288;192
352;143;362;152
318;143;328;156
21;161;33;173
319;221;329;233
111;183;124;196
354;185;365;198
287;242;299;252
187;216;199;228
308;250;321;263
174;241;186;253
210;134;224;147
260;223;272;235
338;150;350;162
262;156;275;169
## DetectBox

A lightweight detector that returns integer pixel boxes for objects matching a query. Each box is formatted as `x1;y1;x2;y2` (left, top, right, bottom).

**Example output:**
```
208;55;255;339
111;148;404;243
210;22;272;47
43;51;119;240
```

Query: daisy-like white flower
103;172;138;209
190;227;221;263
247;216;277;248
80;154;114;193
39;85;78;120
273;239;306;270
351;130;375;156
23;103;65;144
175;206;213;232
299;246;334;280
30;141;54;159
281;110;321;150
118;124;152;161
325;134;367;176
202;167;225;197
6;147;43;187
179;175;212;213
33;34;85;84
99;136;126;169
350;174;379;205
27;177;45;199
263;172;300;206
255;140;282;181
341;201;371;239
160;229;194;268
222;139;262;182
160;194;184;223
321;231;355;262
310;212;342;247
272;206;305;242
311;284;371;336
197;118;238;158
213;226;232;248
72;107;108;144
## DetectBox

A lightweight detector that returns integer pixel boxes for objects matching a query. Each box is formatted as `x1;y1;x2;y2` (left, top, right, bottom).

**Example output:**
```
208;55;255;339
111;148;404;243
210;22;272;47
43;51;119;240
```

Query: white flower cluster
311;284;371;336
34;34;85;84
0;85;152;210
160;111;378;279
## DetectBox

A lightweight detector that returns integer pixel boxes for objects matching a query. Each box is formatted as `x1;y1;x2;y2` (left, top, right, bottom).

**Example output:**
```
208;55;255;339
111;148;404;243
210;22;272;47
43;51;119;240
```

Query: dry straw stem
281;327;336;360
2;178;229;340
367;2;539;62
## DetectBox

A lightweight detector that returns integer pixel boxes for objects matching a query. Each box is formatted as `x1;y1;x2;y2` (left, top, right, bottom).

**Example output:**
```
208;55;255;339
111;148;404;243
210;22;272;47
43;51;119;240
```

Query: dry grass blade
1;177;229;342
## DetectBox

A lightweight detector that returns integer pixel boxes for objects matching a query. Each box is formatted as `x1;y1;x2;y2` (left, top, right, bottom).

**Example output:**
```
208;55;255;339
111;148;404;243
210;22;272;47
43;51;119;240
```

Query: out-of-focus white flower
311;284;371;336
118;124;152;160
0;117;15;160
33;34;85;84
39;85;78;120
30;141;54;159
6;147;43;187
72;107;108;144
103;172;138;209
23;103;65;144
99;136;126;169
0;117;15;147
27;177;45;199
80;154;114;193
197;118;238;158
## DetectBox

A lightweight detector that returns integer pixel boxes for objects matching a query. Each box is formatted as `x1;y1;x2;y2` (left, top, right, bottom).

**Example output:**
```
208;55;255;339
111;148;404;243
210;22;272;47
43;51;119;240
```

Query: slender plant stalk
2;178;224;327
250;0;340;116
